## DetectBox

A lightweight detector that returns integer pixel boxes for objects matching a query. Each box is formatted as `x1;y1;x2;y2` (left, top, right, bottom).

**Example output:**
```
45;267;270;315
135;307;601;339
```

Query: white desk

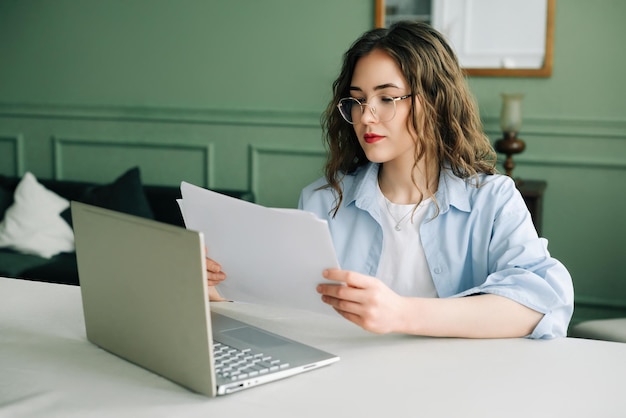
1;277;624;418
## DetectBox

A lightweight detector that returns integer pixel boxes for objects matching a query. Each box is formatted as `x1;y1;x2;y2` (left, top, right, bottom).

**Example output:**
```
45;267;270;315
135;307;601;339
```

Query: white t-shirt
376;188;438;298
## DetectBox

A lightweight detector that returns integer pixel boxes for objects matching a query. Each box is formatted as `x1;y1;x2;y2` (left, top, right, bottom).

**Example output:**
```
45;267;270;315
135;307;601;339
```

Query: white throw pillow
0;172;74;258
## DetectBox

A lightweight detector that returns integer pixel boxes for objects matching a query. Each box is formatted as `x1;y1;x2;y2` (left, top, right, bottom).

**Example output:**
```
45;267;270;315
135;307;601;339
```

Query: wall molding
0;133;25;176
482;116;626;140
2;102;626;136
0;103;322;128
506;155;626;171
482;116;626;170
52;136;214;187
248;144;326;201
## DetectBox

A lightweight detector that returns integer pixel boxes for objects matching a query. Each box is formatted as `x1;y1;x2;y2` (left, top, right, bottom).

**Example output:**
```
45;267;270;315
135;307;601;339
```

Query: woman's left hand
316;269;408;334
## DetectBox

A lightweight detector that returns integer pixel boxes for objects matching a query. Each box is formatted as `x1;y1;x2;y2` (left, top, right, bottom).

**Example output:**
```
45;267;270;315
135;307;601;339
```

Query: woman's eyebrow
349;83;402;92
375;83;402;90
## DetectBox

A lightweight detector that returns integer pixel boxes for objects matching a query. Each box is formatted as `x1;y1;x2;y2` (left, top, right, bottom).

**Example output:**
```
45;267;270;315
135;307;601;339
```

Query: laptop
71;201;339;397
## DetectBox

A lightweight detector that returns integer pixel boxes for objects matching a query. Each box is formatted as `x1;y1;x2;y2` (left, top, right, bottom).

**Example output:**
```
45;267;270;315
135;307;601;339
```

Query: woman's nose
359;104;378;124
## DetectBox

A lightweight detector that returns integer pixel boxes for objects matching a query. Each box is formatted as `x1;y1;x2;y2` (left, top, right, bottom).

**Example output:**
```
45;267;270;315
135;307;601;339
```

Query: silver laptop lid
72;201;217;396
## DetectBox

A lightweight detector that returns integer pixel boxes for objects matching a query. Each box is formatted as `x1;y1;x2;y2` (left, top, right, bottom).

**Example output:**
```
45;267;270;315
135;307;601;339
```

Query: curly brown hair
321;21;497;215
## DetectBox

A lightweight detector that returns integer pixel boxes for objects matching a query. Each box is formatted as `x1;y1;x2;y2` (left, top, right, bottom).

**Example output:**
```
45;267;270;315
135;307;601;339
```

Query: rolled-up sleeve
448;177;574;339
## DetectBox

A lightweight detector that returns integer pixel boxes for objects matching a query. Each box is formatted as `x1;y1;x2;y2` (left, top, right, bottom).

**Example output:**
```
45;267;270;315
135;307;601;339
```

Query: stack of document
178;182;340;315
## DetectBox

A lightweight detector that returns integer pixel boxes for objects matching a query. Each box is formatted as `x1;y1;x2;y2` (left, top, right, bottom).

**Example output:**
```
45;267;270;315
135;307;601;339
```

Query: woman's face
348;48;419;167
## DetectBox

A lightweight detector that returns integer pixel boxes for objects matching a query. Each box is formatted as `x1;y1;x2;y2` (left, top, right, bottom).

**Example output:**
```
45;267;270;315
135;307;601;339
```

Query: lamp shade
500;93;524;133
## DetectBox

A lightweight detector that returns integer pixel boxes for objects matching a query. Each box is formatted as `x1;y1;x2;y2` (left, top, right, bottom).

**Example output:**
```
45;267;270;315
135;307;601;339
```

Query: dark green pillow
0;187;13;221
62;167;154;226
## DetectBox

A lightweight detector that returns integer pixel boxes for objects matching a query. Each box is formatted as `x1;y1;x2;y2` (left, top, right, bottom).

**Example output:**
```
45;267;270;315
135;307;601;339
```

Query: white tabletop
1;277;624;418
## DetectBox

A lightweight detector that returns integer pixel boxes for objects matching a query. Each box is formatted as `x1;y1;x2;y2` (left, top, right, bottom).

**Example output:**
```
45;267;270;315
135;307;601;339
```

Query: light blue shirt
298;163;574;339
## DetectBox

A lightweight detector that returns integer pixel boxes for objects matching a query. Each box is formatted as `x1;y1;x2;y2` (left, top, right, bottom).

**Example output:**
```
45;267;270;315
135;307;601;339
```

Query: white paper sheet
179;182;340;315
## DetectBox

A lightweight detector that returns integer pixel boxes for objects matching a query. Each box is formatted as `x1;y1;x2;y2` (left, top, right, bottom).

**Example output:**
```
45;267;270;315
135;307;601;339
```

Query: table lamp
495;93;525;181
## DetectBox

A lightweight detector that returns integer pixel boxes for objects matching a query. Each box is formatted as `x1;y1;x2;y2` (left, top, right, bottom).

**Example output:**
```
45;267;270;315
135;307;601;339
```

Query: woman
209;21;573;339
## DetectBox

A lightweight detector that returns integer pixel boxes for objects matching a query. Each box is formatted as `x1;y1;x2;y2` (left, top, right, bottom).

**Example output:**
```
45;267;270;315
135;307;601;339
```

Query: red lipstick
363;133;384;144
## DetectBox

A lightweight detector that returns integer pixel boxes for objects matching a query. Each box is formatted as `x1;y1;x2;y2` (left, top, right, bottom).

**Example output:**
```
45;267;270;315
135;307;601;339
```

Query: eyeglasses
337;94;412;124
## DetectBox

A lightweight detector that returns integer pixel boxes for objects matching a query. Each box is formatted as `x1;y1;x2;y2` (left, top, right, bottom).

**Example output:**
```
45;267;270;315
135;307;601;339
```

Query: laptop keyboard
213;341;290;381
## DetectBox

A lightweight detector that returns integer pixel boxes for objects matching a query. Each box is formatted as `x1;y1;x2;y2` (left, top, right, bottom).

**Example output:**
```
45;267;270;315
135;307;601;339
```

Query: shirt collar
344;163;380;213
435;168;474;214
343;162;475;214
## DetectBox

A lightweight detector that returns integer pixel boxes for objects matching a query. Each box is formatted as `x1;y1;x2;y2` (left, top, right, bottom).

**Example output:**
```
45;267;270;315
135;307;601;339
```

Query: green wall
0;0;369;111
1;0;625;326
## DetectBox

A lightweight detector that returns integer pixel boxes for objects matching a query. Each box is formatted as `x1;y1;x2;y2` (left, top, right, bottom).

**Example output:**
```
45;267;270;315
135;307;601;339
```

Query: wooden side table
517;180;547;235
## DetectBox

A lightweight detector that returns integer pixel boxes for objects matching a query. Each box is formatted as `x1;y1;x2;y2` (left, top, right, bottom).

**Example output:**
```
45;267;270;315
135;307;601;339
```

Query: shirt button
433;267;442;274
